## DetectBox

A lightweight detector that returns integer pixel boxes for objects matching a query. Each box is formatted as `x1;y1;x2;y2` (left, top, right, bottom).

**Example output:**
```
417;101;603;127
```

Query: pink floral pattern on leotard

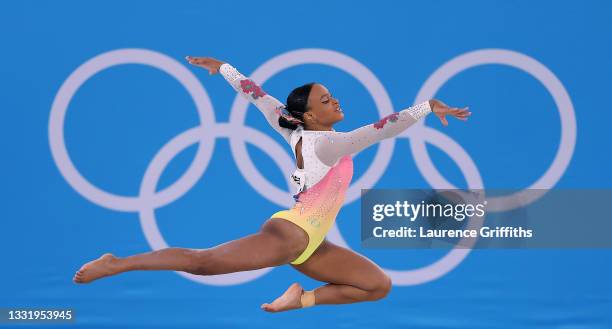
373;112;400;129
240;79;267;100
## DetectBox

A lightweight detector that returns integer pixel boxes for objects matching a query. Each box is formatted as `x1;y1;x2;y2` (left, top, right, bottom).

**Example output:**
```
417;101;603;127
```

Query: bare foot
73;253;120;284
261;282;305;312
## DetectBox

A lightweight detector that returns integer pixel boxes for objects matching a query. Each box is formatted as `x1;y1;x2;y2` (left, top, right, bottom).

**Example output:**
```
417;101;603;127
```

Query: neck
304;123;333;131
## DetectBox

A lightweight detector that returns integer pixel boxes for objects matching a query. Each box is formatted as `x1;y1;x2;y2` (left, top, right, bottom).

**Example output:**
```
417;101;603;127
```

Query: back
289;126;343;200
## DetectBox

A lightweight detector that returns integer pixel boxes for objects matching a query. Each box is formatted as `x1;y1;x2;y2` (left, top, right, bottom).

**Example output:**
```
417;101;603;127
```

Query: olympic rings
49;48;575;286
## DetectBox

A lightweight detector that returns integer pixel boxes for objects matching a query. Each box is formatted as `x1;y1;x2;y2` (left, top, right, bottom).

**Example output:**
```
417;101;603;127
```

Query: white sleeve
314;101;432;166
219;63;293;144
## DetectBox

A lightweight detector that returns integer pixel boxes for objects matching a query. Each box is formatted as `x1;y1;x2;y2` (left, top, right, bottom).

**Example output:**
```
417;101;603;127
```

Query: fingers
185;56;200;64
185;56;196;65
185;56;219;75
185;55;204;62
451;107;471;120
440;116;449;126
438;105;471;126
185;56;209;66
450;106;469;114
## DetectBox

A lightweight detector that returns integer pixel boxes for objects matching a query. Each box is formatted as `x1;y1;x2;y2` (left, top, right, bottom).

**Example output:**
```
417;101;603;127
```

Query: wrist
218;62;228;72
219;62;237;80
428;99;438;112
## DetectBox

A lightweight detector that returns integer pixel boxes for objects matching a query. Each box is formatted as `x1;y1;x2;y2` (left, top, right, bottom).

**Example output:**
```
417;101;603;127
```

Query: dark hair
278;82;316;130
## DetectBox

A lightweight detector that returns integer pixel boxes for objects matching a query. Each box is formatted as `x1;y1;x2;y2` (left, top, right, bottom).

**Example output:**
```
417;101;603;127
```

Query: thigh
202;218;309;274
291;239;388;291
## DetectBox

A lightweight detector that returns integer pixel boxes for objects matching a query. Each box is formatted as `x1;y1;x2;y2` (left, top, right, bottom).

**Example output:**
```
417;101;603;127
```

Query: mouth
334;107;343;113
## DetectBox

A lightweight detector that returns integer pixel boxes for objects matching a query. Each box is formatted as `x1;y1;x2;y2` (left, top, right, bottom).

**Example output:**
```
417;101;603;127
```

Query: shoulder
313;130;346;140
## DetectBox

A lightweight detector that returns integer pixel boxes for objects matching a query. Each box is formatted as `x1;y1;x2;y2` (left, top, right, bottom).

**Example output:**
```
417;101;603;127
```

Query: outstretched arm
315;100;470;166
186;57;293;143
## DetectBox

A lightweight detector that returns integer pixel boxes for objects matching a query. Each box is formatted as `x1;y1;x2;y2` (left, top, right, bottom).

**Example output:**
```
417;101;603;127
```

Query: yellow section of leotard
272;155;353;265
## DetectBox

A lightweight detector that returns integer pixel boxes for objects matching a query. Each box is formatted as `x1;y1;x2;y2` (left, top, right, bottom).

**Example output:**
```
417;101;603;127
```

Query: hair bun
278;114;301;130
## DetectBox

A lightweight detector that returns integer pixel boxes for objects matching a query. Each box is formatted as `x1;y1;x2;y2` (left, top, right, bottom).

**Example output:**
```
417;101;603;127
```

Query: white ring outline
410;49;576;211
329;126;484;285
49;48;217;211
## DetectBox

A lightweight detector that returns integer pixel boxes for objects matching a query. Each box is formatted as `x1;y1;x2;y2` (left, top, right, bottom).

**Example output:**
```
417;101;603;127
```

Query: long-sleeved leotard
312;102;431;166
219;63;432;166
219;63;294;144
219;62;432;265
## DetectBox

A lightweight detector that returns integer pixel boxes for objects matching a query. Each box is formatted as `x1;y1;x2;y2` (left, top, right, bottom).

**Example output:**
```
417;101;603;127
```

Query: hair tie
276;105;304;125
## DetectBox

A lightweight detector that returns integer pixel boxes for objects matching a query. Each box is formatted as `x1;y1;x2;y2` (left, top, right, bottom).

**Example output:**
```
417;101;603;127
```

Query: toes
73;270;86;283
260;303;277;312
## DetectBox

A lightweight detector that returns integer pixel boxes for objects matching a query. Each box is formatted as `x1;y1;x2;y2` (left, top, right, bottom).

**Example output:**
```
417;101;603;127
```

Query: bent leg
293;239;392;305
74;218;309;283
262;240;391;312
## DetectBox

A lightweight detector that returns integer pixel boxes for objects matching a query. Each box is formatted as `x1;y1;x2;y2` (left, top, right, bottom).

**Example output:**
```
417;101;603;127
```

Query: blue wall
1;0;611;327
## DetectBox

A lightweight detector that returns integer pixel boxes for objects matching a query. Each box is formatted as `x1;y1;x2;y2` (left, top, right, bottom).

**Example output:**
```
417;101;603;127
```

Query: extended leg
74;218;309;283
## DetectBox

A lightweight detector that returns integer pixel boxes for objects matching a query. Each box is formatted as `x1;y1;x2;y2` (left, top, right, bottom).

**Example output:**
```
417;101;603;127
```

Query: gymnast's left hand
185;56;225;75
429;99;471;126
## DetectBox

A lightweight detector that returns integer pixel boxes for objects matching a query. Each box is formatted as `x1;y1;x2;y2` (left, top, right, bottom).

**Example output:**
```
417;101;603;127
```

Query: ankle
300;290;315;308
111;256;129;272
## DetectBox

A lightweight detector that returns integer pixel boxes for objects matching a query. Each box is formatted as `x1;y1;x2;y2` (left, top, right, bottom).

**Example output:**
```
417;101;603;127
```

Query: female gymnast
73;56;470;312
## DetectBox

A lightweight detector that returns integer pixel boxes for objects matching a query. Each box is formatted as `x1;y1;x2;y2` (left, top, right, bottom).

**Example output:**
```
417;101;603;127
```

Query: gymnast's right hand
185;56;225;75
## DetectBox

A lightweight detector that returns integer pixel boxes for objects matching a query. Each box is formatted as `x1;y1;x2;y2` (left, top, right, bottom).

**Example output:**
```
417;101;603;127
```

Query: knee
367;274;392;301
183;249;215;275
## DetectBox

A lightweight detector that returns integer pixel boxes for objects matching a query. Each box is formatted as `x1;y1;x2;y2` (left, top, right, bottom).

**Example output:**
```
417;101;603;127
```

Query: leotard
219;63;431;264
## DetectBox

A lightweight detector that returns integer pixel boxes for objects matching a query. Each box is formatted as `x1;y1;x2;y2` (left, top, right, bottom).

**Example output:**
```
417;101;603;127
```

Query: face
304;84;343;127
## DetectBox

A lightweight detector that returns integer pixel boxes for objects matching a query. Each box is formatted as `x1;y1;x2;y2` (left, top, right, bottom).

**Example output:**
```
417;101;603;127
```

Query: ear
304;112;317;123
